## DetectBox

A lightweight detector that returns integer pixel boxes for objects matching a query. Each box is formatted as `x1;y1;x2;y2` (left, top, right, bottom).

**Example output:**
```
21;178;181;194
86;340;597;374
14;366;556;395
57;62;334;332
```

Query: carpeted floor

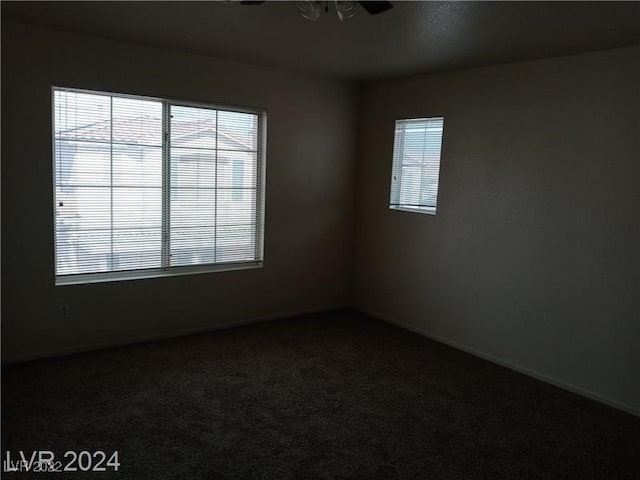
2;309;639;479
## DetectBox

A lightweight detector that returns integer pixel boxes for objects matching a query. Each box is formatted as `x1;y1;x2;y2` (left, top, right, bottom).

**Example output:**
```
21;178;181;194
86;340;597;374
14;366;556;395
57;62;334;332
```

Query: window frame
389;116;444;216
52;86;267;286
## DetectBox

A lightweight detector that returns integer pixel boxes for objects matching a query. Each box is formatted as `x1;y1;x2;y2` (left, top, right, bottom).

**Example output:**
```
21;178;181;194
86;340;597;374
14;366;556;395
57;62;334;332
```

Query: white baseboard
355;305;640;418
3;304;348;364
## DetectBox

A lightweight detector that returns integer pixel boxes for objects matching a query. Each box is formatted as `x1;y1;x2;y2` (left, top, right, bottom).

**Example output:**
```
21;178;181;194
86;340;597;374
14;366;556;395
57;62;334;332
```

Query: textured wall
354;47;640;413
1;21;357;361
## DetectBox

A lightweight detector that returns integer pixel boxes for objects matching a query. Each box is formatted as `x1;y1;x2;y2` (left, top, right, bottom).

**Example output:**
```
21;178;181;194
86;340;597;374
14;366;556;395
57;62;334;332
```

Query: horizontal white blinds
389;117;444;213
53;88;264;279
169;105;260;266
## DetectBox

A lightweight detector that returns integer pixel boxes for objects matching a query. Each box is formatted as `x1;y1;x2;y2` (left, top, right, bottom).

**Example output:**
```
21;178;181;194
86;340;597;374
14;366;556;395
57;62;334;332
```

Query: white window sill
55;261;263;286
390;205;436;215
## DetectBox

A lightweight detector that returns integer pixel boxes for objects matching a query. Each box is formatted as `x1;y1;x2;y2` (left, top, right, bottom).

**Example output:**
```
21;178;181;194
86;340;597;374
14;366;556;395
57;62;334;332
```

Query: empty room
1;1;639;478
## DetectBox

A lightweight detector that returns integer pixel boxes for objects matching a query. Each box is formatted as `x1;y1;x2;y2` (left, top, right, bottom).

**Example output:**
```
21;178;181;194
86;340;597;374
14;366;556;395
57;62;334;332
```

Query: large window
53;87;265;284
389;117;444;215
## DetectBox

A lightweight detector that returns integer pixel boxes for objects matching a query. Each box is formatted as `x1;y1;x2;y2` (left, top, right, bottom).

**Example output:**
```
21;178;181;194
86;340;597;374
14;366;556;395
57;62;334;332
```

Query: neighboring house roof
57;116;254;151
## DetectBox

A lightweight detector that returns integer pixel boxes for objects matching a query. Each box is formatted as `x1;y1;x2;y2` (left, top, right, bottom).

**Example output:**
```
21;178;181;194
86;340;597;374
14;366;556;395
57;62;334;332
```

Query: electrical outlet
384;282;392;293
59;304;70;320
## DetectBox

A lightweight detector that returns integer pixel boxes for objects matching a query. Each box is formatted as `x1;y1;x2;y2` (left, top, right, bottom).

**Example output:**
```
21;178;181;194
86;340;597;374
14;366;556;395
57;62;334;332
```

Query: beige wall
1;21;357;361
354;47;640;413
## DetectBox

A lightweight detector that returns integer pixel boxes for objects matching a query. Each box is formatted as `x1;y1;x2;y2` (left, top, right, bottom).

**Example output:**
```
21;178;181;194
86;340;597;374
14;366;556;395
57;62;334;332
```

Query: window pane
170;189;216;228
217;110;258;152
54;91;110;140
170;148;216;190
56;230;111;275
113;146;162;187
113;229;162;271
170;106;217;149
168;105;260;268
216;225;257;263
217;151;257;190
218;151;257;207
54;89;164;276
113;187;162;229
112;97;163;146
55;140;111;188
170;227;217;267
217;187;256;227
56;187;111;231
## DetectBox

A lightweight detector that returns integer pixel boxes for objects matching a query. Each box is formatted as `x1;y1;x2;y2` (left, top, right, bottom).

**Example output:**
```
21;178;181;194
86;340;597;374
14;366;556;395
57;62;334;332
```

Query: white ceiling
3;1;640;82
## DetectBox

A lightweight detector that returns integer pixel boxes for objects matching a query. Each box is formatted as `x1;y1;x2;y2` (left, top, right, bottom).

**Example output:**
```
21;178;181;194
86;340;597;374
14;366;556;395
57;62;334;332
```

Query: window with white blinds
53;87;265;284
389;117;444;215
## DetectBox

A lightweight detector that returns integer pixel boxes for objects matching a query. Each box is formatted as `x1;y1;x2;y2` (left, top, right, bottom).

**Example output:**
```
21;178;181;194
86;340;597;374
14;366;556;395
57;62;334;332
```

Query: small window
53;87;266;284
389;117;444;215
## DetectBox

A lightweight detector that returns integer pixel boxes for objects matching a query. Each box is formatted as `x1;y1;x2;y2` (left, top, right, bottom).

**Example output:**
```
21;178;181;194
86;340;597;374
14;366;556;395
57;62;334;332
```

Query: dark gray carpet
2;309;639;479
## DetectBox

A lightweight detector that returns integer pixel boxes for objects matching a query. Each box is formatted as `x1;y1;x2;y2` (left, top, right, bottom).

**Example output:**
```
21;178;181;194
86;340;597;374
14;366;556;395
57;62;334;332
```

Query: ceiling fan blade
358;1;393;15
239;1;266;5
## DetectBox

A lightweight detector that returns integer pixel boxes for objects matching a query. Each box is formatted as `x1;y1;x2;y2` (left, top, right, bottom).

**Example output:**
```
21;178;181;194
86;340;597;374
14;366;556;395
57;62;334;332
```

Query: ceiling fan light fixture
295;0;322;22
335;0;358;22
238;0;393;21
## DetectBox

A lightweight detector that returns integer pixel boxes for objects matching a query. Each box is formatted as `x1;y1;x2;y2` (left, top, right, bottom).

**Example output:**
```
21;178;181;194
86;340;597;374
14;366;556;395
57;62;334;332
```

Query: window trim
52;86;267;285
390;204;437;216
